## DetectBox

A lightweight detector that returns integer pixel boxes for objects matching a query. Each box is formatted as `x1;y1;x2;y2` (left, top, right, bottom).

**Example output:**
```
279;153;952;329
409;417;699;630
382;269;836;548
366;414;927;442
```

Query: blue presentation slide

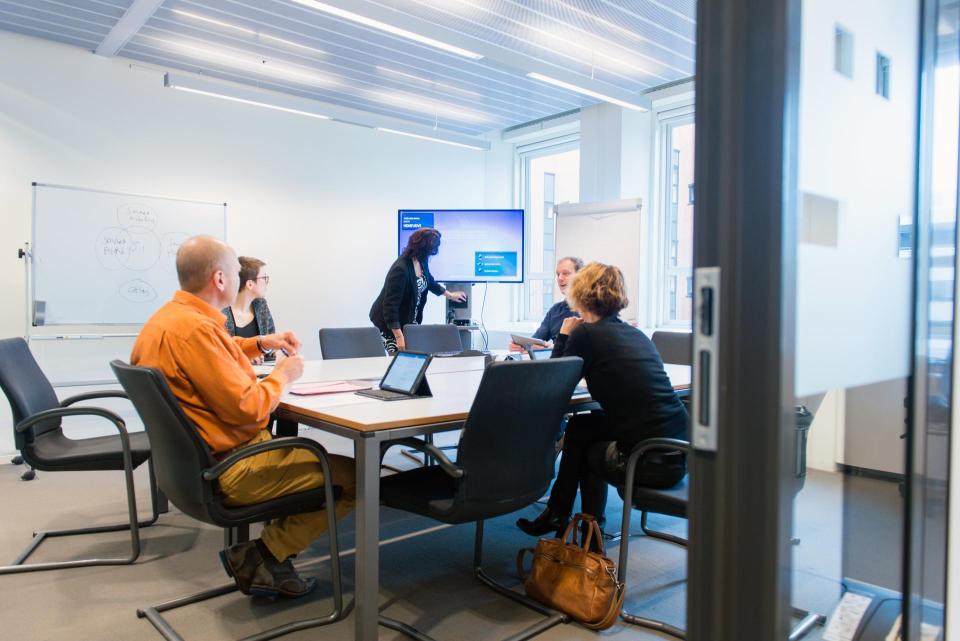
475;251;518;277
398;209;524;283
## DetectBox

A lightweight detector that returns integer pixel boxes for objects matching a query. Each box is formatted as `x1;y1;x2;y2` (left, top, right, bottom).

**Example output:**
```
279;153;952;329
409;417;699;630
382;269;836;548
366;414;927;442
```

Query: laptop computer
355;351;433;401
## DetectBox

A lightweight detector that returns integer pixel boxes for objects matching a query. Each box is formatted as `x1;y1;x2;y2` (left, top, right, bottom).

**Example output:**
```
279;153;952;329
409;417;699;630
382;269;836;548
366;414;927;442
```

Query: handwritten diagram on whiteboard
32;184;226;325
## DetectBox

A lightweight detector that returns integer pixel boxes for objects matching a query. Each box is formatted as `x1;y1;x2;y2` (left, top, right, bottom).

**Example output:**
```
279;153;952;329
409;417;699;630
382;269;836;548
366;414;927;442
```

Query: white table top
277;357;691;434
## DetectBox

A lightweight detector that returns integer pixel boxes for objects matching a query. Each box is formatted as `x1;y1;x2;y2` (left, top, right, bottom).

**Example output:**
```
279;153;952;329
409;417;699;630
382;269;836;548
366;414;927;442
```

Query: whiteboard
31;184;227;325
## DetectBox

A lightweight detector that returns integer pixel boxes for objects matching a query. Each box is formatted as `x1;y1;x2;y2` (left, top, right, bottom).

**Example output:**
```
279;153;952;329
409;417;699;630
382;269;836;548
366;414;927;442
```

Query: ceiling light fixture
375;127;486;150
170;9;255;34
260;33;326;56
290;0;484;59
526;72;648;111
162;73;490;149
169;9;325;56
164;73;330;119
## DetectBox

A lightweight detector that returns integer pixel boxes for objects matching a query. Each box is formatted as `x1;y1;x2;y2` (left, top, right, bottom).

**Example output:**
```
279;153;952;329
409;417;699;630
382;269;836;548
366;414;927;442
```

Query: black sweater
369;256;445;332
552;316;688;447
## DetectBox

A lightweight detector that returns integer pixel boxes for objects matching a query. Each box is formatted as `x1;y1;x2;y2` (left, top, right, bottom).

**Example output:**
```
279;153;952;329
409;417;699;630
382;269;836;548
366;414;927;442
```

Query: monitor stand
444;283;473;349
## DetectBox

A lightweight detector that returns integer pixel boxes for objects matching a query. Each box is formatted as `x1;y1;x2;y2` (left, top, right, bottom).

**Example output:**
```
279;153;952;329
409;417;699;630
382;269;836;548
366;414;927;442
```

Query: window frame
652;104;696;329
514;133;580;322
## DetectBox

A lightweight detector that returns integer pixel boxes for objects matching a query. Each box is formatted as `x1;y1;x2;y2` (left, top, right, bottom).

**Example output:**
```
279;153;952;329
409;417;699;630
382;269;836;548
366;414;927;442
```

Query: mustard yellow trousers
217;430;357;561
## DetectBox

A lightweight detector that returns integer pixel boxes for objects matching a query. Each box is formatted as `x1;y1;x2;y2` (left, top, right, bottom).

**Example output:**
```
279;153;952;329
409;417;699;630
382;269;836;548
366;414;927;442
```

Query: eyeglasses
255;275;270;285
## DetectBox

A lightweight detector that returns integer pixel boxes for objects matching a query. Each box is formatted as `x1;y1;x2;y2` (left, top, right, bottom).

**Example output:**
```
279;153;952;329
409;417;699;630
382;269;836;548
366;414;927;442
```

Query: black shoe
219;540;317;599
516;509;569;537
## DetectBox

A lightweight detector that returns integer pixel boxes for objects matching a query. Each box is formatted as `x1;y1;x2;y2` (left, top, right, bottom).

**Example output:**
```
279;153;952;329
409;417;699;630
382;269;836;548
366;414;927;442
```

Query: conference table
273;355;691;641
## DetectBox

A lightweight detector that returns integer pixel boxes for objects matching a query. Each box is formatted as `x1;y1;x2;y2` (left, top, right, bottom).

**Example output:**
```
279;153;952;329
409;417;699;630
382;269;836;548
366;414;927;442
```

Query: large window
518;139;580;322
658;111;695;326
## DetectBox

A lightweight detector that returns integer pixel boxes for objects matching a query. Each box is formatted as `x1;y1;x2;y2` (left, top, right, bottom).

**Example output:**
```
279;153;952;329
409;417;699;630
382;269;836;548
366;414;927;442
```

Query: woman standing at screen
369;227;466;354
223;256;276;361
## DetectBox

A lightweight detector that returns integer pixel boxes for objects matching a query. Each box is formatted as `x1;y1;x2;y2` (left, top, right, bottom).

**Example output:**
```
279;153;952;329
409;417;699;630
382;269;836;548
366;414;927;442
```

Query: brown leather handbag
517;513;624;630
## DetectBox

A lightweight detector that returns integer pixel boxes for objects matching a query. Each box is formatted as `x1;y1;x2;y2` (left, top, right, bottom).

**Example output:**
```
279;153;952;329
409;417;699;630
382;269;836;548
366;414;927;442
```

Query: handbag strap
516;547;535;581
581;581;625;630
564;513;607;556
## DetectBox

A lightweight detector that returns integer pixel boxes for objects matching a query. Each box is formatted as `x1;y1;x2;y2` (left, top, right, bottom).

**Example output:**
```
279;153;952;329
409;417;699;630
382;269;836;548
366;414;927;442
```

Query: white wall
796;0;918;396
0;31;510;455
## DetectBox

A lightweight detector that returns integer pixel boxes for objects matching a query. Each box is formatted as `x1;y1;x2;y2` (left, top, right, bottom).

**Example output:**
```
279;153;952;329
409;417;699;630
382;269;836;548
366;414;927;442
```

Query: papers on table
290;380;374;396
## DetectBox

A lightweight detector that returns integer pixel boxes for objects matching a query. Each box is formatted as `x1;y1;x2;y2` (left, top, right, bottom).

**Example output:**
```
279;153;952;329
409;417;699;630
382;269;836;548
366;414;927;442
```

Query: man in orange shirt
132;235;355;599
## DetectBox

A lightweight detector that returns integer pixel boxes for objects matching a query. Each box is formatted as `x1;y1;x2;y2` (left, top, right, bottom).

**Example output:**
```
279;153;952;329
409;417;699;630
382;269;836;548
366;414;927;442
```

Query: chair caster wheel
21;469;36;481
11;455;23;465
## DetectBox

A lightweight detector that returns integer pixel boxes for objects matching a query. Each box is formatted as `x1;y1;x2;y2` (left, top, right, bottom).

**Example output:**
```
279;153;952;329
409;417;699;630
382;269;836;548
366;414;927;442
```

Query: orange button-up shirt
131;290;288;453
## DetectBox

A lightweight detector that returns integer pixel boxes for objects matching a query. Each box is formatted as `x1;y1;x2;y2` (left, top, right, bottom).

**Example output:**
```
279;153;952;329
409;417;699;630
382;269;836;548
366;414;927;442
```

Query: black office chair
616;408;823;640
402;323;464;354
616;438;691;639
110;360;347;641
318;327;386;359
378;357;584;641
651;331;692;366
0;337;161;574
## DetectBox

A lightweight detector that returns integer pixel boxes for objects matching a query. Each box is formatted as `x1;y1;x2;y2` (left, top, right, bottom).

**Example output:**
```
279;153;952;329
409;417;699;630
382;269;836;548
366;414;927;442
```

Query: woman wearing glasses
223;256;277;361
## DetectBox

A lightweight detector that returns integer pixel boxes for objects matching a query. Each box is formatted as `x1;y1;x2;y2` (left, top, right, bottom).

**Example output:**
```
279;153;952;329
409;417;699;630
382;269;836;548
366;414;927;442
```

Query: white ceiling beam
290;0;651;111
95;0;165;57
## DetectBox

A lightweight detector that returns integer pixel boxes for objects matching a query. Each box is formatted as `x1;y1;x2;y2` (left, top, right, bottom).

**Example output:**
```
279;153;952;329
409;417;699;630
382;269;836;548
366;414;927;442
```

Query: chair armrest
623;437;690;486
202;436;332;481
382;437;464;478
15;407;132;460
60;390;130;407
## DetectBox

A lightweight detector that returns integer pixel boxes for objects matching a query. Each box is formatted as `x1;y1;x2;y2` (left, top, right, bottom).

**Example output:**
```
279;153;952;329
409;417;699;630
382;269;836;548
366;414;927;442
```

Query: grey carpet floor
0;429;905;641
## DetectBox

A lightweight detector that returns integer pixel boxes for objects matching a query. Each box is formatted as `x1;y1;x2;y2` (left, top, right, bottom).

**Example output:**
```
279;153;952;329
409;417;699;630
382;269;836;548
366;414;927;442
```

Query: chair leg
789;608;826;641
379;520;568;641
138;463;348;641
472;520;568;641
640;511;688;547
0;453;161;574
617;484;687;638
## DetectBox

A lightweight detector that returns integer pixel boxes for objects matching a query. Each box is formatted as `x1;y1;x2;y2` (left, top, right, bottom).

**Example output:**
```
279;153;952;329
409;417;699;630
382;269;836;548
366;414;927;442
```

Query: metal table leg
355;434;382;641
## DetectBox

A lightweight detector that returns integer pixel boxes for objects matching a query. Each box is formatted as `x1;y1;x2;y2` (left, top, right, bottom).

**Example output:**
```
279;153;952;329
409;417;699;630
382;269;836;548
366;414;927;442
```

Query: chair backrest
318;327;386;360
651;331;692;365
0;337;62;448
455;357;583;512
110;360;216;524
403;324;463;354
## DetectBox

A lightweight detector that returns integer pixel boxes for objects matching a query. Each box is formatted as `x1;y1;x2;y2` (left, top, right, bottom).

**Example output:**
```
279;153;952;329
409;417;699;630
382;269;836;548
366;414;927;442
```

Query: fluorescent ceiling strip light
526;72;647;112
260;33;326;55
291;0;483;59
166;83;330;120
375;128;485;150
150;36;333;86
170;9;325;56
376;65;480;99
170;8;255;34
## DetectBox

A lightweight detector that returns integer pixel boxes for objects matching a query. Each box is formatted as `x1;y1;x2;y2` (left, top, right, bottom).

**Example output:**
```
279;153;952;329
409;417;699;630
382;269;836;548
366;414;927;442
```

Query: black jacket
369;256;446;332
552;315;688;447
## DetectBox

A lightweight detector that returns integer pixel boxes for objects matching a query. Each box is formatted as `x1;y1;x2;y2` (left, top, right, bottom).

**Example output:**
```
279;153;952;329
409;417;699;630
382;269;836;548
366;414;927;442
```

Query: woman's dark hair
238;256;265;292
401;228;442;261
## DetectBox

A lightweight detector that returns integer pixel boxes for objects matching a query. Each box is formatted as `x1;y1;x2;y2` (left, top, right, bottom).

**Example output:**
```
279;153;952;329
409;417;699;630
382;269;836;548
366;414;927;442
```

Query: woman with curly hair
369;227;466;354
517;262;688;538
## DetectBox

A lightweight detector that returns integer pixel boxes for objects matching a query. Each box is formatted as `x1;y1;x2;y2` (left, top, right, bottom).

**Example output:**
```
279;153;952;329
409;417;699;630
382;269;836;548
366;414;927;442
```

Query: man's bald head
176;236;238;294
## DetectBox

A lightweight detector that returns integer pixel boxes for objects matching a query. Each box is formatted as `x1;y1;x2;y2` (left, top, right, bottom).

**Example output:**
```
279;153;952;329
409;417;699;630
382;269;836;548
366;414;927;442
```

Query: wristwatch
256;337;274;356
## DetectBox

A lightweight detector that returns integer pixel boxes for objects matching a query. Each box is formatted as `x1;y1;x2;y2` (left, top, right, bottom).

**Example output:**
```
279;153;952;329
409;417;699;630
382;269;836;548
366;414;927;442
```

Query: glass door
687;0;955;639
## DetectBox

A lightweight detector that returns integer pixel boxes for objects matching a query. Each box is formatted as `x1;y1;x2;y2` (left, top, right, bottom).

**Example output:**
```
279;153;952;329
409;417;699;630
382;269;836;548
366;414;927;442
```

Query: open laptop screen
380;352;430;394
528;348;553;360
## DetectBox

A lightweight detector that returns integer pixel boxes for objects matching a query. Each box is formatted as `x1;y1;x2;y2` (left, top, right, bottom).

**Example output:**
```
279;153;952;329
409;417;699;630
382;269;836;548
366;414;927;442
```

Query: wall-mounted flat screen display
398;209;525;283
